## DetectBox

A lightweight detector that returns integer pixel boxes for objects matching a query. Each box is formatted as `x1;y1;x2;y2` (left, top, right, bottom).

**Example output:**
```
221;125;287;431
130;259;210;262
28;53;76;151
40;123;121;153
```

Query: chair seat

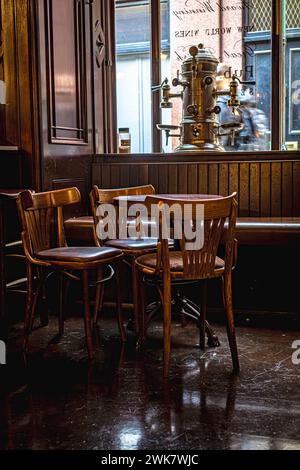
105;238;159;251
136;251;225;273
36;246;122;263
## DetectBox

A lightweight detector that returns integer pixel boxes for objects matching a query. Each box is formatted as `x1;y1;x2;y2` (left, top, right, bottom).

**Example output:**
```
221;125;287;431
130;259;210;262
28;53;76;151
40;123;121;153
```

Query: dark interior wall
93;152;300;218
0;0;40;188
36;0;117;207
0;0;116;198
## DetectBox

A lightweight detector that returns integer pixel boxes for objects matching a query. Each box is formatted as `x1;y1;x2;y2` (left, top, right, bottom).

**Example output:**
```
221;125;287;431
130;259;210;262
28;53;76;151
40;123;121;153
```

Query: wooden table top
113;194;221;204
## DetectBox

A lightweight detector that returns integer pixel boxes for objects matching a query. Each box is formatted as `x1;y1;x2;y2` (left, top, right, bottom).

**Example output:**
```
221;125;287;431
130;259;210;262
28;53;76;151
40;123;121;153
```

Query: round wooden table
113;193;221;205
113;193;222;348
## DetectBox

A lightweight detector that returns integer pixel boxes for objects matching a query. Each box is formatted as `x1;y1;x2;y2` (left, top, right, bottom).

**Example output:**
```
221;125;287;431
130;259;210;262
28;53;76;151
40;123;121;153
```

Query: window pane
284;0;300;150
116;1;152;153
158;0;272;152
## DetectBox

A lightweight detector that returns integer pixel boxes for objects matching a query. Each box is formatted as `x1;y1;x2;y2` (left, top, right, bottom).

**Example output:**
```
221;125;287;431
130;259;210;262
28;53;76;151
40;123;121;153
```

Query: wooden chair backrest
17;187;81;257
91;184;155;204
144;193;237;279
89;185;156;245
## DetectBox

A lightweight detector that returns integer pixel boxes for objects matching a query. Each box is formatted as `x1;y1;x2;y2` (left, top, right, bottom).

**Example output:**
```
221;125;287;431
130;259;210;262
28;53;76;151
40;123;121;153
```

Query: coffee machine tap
214;74;256;113
151;78;182;109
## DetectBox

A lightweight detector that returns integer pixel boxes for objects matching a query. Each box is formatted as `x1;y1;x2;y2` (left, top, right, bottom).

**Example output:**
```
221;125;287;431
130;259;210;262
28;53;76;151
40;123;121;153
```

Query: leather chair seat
105;238;159;251
37;246;122;262
136;251;225;273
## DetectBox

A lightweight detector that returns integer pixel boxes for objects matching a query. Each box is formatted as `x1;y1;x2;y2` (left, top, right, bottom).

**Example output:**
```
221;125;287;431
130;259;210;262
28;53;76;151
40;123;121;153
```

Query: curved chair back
17;187;81;258
90;185;156;246
144;193;237;279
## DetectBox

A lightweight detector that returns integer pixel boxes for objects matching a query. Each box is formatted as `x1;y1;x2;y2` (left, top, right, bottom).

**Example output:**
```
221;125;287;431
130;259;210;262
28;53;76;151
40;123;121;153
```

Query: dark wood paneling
0;0;39;188
293;161;300;215
44;154;93;213
198;163;208;194
249;163;260;216
271;162;282;217
44;0;88;144
282;162;293;216
260;162;271;216
239;163;249;216
52;176;87;217
36;0;115;209
92;152;300;217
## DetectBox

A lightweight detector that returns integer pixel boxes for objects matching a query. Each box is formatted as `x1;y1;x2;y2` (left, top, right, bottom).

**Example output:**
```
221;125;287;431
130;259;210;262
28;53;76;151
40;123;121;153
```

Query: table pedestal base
130;288;221;349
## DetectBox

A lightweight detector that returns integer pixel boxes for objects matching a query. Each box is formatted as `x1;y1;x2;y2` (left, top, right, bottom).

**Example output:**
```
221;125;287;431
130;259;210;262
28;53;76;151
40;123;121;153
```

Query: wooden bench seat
64;216;300;246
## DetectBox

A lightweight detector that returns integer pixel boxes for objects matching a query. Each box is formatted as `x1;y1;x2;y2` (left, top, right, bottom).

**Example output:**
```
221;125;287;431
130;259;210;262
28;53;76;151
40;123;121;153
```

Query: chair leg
58;273;65;336
24;262;34;350
137;269;146;346
224;272;239;372
163;275;172;378
221;276;226;308
199;280;207;350
131;258;139;335
30;270;46;330
115;263;127;342
93;267;104;326
82;270;94;360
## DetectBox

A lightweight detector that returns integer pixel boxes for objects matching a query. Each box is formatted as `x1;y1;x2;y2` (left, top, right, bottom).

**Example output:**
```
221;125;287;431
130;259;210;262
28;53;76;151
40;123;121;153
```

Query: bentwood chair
17;187;126;359
135;193;239;377
90;185;159;333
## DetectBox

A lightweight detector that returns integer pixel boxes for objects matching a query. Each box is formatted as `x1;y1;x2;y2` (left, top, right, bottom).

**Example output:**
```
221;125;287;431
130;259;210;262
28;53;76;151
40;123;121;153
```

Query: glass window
159;0;272;152
116;1;169;153
115;1;297;153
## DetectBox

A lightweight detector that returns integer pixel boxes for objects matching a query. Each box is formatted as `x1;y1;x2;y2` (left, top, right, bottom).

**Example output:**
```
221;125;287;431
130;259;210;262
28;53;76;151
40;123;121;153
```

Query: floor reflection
1;317;300;450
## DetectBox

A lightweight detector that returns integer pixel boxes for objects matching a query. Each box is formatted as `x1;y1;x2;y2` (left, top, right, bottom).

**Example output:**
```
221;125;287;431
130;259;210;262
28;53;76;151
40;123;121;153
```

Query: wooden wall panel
260;163;271;216
282;162;293;216
219;163;229;197
168;164;178;193
92;153;300;217
208;164;218;195
148;164;159;191
228;163;239;197
271;162;282;216
188;164;198;194
44;0;88;144
249;163;260;216
158;164;169;193
198;164;208;194
239;163;249;216
293;161;300;215
178;164;188;194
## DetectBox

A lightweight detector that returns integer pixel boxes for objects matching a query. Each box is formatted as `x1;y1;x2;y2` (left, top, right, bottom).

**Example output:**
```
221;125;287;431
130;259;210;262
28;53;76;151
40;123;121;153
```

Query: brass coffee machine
152;43;255;152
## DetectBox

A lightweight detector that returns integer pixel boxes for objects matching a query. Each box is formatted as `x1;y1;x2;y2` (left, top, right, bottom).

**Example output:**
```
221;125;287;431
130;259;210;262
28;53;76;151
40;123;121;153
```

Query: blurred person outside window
216;64;269;151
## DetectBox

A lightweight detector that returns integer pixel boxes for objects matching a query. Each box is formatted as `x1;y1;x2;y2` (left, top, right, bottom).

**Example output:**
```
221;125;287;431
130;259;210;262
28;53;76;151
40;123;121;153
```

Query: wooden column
151;0;162;153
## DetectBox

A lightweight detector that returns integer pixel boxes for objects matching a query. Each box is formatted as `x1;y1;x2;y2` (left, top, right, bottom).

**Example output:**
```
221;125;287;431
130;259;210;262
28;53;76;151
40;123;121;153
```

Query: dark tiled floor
1;316;300;450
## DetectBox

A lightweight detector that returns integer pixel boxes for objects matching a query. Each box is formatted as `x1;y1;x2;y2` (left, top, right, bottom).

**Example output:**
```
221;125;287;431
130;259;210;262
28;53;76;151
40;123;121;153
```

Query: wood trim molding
44;0;89;146
151;0;162;153
94;150;300;163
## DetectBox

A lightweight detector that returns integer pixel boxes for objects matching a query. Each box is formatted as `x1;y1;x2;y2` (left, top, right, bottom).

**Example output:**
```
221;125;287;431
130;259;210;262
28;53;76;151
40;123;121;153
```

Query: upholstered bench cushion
64;216;95;243
64;216;300;246
234;217;300;245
